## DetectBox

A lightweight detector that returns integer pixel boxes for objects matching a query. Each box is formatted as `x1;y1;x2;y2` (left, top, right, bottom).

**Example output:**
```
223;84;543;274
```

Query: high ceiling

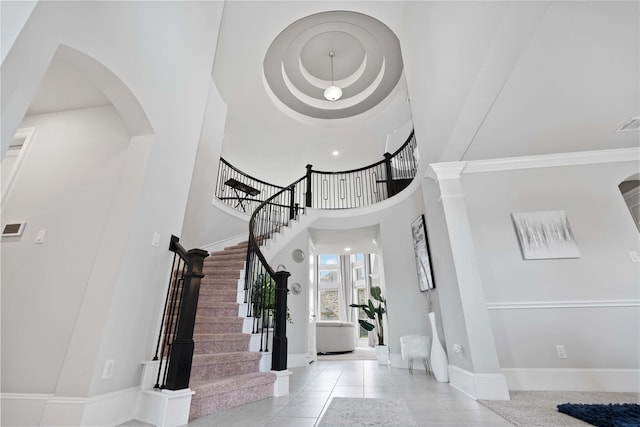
23;1;639;253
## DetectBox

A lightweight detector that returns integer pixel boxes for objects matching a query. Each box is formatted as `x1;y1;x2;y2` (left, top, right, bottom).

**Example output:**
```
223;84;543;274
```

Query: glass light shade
324;85;342;101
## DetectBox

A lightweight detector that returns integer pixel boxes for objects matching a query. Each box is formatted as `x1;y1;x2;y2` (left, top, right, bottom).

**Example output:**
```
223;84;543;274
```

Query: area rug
480;391;640;427
317;397;417;427
557;403;640;427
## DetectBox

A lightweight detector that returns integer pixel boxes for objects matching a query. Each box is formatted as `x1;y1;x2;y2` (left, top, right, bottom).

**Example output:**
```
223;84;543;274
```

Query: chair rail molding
486;299;640;310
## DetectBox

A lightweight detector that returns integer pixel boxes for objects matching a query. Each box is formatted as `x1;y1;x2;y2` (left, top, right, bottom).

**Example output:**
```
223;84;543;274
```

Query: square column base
272;370;292;397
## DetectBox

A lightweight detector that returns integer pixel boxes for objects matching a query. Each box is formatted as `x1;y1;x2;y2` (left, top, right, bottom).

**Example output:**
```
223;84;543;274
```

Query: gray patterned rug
480;390;640;427
317;397;417;427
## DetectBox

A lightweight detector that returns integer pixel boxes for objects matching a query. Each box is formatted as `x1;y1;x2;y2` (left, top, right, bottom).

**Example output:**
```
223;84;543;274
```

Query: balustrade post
271;270;291;371
305;164;313;208
289;186;296;220
163;247;209;390
384;153;394;197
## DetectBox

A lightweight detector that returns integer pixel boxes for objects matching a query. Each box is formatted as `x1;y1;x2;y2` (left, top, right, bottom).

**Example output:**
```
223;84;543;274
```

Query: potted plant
350;286;388;364
252;274;292;325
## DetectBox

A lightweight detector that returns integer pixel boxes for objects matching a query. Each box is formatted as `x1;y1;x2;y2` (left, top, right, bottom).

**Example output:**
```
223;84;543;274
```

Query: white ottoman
316;321;356;353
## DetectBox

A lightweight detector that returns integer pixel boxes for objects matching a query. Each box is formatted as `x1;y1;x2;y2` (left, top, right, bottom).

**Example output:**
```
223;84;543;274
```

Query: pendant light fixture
323;51;342;101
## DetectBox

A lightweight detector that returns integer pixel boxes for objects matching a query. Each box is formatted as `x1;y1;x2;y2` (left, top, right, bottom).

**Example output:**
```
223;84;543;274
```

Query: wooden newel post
305;164;313;208
271;270;290;371
164;248;209;390
383;153;394;197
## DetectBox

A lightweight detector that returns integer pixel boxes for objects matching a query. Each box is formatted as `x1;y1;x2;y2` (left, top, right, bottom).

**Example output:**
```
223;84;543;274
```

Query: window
317;254;341;321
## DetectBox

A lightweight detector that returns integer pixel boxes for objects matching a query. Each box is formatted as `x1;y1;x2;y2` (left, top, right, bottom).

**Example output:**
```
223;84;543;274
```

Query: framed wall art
411;214;435;291
511;210;580;260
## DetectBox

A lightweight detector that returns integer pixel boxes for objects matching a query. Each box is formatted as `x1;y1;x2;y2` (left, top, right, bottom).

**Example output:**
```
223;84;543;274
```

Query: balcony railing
216;130;417;216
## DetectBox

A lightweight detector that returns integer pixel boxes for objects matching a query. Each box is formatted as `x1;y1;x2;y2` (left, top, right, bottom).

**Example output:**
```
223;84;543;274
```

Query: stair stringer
259;209;320;263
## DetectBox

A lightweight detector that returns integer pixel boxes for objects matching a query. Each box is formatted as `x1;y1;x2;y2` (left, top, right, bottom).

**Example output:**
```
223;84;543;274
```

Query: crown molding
427;162;468;181
463;148;640;174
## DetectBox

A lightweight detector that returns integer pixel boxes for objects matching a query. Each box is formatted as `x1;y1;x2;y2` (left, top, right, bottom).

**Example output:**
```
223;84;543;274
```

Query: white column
428;162;509;400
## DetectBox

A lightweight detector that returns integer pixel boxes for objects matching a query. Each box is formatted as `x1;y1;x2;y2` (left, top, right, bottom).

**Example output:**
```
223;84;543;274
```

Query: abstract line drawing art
411;214;435;290
511;210;580;260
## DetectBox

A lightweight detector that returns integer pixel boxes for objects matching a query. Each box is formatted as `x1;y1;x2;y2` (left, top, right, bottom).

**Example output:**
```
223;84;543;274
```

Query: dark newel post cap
384;152;392;159
306;164;313;170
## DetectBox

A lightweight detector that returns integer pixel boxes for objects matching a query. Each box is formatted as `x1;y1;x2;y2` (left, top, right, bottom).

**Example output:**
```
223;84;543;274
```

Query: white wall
0;1;38;65
269;229;312;364
181;81;249;249
462;156;640;390
1;2;225;424
1;106;131;393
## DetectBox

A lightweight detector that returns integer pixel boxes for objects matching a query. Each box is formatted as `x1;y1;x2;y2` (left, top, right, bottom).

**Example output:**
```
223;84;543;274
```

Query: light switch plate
35;229;46;244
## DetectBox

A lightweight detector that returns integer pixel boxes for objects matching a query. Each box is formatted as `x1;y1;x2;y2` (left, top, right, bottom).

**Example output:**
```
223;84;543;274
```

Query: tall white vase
428;312;449;382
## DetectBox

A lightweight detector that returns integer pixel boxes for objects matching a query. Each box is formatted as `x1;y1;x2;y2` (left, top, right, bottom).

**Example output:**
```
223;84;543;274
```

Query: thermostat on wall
2;222;26;237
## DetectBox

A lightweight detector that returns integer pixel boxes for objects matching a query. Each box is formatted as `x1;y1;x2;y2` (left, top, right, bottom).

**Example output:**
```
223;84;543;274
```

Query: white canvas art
511;210;580;260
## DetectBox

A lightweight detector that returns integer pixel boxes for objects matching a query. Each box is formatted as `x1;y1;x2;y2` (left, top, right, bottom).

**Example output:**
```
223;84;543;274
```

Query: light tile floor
179;359;513;427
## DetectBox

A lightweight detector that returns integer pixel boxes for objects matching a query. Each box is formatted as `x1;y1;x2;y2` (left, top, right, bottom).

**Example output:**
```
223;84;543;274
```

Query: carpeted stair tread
193;333;249;342
189;373;274;419
189;239;273;421
190;372;275;397
199;280;240;290
206;254;246;263
197;289;238;301
196;301;239;310
192;351;262;366
200;278;240;287
195;316;243;324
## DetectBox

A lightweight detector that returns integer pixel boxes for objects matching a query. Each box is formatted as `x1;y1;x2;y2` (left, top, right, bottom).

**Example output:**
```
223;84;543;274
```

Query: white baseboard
201;232;248;253
288;353;309;368
448;365;510;400
502;368;640;392
2;387;139;426
0;393;51;426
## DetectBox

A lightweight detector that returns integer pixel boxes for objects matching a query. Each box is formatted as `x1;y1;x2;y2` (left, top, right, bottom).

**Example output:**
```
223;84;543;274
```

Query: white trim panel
0;393;51;426
287;353;310;368
464;148;639;174
502;368;640;392
448;365;510;400
2;387;138;426
487;299;640;310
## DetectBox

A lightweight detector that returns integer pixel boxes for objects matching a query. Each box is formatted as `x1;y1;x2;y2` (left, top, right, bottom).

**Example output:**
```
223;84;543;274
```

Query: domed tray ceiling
263;11;404;120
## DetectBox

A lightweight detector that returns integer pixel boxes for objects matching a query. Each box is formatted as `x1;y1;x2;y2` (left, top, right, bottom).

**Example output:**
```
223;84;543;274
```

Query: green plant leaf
371;286;383;301
358;320;375;331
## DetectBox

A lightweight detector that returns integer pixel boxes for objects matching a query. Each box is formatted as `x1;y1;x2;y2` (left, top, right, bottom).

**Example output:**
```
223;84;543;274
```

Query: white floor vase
428;312;449;382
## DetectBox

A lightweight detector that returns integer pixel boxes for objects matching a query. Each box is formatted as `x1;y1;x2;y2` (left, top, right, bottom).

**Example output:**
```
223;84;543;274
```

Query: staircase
189;241;275;420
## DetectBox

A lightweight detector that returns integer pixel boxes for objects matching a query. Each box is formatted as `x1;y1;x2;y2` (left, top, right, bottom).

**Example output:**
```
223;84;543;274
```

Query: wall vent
616;117;640;132
2;222;26;237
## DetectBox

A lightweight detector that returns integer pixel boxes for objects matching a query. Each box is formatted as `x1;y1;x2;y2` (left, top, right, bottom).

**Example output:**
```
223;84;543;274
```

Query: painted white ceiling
23;1;639;253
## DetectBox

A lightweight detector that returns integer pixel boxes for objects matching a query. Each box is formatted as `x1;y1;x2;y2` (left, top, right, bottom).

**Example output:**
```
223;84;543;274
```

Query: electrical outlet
102;359;115;379
453;344;464;360
152;232;160;247
555;345;567;359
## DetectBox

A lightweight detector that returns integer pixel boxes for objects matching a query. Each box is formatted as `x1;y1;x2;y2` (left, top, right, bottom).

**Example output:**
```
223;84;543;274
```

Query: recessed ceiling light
616;117;640;132
344;247;351;252
332;150;340;156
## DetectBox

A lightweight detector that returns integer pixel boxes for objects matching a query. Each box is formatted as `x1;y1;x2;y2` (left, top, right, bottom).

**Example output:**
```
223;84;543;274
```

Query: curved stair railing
239;130;418;371
216;130;417;215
